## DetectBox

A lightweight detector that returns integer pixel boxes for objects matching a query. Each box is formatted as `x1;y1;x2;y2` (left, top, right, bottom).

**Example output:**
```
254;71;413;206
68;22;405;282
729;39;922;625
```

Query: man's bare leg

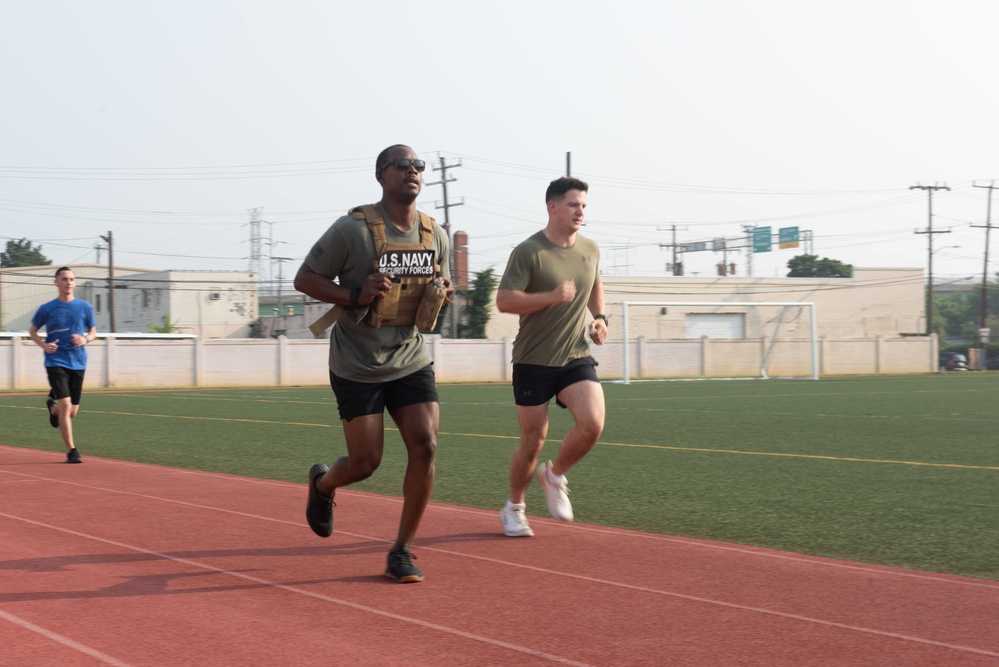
508;404;549;504
549;380;605;477
388;402;439;551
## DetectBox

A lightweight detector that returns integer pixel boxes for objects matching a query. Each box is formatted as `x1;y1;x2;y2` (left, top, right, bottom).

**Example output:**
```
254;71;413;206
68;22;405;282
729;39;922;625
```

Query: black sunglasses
380;158;426;173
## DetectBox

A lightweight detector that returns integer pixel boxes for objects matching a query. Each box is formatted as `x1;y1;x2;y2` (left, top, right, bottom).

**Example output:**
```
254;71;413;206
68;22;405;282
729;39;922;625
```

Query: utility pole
428;157;463;337
566;151;571;177
714;239;739;276
803;229;814;255
657;225;686;275
972;181;996;365
672;225;679;275
100;231;116;333
272;257;294;320
911;183;950;336
742;224;756;277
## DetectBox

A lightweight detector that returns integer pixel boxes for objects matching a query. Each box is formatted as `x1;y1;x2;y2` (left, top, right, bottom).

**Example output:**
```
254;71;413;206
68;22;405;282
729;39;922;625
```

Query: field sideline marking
438;431;999;472
2;403;995;471
0;404;331;429
640;406;999;423
597;440;999;471
106;393;332;406
607;388;996;402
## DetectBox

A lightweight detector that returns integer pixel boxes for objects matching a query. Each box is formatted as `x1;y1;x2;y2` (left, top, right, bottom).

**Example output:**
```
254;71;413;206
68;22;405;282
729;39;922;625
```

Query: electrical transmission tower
248;207;266;285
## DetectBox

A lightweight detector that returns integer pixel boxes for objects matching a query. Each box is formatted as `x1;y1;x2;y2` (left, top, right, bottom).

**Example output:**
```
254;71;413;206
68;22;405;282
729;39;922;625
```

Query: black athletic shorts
46;366;86;404
329;364;439;422
512;356;599;408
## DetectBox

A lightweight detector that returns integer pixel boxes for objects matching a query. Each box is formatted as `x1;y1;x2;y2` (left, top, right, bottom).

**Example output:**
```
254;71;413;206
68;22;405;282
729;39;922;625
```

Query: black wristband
594;314;609;325
350;288;361;308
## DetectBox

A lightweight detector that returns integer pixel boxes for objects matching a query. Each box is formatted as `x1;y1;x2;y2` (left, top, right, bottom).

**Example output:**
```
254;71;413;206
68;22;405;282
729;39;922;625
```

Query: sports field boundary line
3;447;997;590
598;439;999;471
6;400;996;471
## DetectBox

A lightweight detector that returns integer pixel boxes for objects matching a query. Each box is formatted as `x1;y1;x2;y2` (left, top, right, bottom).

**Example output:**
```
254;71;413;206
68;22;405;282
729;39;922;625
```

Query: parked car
985;356;999;371
939;352;970;371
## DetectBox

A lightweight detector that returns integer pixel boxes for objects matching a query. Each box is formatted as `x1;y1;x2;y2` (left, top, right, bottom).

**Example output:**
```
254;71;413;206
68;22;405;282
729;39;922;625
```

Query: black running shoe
66;448;82;464
306;463;334;537
46;398;59;428
384;547;424;583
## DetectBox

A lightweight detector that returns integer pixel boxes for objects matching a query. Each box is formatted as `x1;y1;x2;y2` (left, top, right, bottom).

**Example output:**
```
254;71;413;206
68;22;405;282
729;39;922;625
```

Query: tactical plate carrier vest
308;204;448;336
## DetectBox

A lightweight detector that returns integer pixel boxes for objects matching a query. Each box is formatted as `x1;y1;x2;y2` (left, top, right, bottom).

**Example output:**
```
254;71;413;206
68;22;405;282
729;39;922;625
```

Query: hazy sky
2;1;998;288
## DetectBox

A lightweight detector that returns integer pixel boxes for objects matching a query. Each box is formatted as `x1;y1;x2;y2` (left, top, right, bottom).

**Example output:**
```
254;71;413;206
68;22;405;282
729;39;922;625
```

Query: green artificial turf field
3;373;997;580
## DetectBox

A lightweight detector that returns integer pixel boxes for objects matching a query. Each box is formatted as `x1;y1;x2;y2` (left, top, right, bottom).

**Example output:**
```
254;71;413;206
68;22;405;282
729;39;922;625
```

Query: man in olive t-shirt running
295;144;453;583
496;177;608;538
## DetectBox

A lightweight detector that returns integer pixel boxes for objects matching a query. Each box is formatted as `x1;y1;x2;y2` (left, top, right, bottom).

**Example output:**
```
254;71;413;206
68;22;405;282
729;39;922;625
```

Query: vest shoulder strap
350;204;436;255
416;211;436;250
349;204;386;257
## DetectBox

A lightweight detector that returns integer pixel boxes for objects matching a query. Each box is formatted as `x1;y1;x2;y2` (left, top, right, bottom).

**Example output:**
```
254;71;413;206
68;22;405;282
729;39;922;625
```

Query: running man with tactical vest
496;176;607;538
295;144;453;583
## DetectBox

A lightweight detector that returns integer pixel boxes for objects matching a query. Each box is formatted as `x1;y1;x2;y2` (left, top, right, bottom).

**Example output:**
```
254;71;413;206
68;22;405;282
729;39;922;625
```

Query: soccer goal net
601;301;818;383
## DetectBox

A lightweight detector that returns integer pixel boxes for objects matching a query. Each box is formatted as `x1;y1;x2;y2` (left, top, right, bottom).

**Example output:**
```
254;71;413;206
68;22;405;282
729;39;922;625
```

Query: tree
935;272;999;346
786;254;853;278
934;291;972;342
1;238;51;268
146;313;180;334
458;268;497;339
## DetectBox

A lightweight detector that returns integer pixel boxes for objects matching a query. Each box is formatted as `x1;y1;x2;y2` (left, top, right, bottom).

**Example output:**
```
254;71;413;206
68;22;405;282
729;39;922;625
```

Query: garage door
685;313;745;339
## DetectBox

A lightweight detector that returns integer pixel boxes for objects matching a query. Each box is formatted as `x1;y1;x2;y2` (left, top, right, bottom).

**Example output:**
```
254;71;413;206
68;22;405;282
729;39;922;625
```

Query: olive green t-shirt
304;202;451;382
499;231;601;366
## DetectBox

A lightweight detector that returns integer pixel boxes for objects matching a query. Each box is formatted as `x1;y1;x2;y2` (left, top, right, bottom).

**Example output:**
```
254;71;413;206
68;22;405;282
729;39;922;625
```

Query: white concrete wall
1;332;939;391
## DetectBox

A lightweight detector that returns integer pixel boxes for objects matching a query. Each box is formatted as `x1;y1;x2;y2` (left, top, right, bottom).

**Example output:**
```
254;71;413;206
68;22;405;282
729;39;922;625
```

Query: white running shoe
499;505;534;537
536;461;573;521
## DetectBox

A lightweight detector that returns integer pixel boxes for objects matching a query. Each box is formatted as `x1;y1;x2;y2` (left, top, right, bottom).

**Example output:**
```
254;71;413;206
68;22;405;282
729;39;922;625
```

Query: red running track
1;444;997;667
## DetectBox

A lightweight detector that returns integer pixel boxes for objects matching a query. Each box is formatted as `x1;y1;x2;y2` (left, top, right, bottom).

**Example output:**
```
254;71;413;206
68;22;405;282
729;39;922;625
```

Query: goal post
609;301;818;383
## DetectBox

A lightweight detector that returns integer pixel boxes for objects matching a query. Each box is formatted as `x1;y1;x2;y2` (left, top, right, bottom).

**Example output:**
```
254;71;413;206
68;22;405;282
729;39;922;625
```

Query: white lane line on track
2;498;998;659
0;608;135;667
3;454;998;592
0;512;594;667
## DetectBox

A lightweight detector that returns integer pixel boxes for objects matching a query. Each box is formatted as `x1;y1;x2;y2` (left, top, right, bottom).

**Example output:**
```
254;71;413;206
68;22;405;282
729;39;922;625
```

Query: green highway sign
779;226;800;249
753;226;772;253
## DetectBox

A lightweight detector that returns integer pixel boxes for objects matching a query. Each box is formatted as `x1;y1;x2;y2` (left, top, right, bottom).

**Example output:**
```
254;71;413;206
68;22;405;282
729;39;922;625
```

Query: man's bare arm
496;280;576;315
